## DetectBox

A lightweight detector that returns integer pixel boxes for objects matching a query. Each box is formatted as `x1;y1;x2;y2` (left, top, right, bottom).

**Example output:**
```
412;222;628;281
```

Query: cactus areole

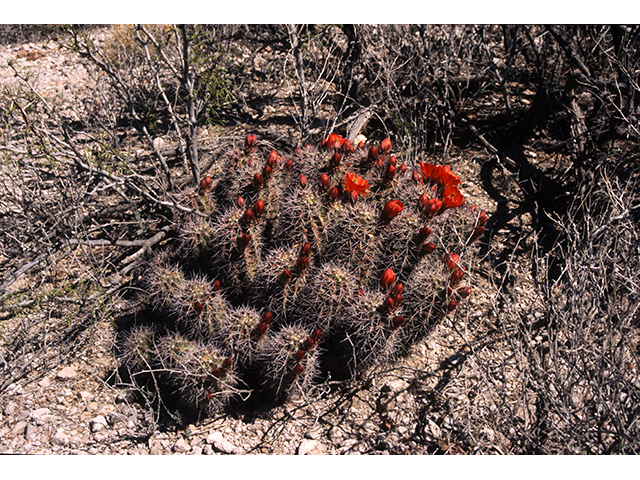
120;132;486;413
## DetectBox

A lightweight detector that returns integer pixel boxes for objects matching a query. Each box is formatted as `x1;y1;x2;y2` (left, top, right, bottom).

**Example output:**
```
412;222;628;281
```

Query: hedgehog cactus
119;133;487;411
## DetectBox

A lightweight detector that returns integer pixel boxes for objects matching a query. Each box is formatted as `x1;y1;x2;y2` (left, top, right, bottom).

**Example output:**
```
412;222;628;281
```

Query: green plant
119;132;488;410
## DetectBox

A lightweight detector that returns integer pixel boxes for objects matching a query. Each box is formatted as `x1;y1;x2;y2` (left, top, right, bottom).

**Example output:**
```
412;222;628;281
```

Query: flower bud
301;242;312;257
385;164;396;180
383;296;395;312
244;134;258;152
399;163;407;174
446;253;460;272
279;269;292;285
381;199;404;222
261;311;274;325
380;268;396;291
299;174;308;188
295;255;309;271
392;283;403;297
424;198;443;217
412;171;423;184
393;293;402;306
242;208;255;224
380;137;392;154
451;266;465;285
237;195;245;208
342;139;354;154
222;357;233;371
319;173;330;191
350;190;359;205
253;173;264;190
368;146;379;161
420;243;436;255
293;349;306;362
328;186;339;202
253;199;265;217
251;322;268;339
389;155;397;167
330;152;341;168
391;315;405;330
237;233;251;250
311;328;322;341
293;363;305;375
213;280;221;292
471;225;485;242
418;226;432;242
284;159;293;170
193;301;204;314
302;337;316;351
478;211;488;226
457;286;472;298
267;150;278;167
419;193;429;211
199;175;213;192
263;164;273;179
358;140;366;150
447;301;457;312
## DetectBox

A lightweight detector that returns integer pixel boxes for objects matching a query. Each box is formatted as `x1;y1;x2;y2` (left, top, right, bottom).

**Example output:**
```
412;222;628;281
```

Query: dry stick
288;25;310;140
178;24;200;186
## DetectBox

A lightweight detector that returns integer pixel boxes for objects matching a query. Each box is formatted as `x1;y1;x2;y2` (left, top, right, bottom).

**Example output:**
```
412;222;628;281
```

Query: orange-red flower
419;162;440;184
326;133;345;150
344;172;370;196
419;162;462;188
439;165;461;187
381;200;404;222
380;268;396;290
380;137;392;154
442;186;465;208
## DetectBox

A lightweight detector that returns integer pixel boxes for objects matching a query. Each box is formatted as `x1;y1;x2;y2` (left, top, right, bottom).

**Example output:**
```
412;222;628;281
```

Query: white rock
11;421;28;437
38;377;51;388
30;408;54;425
205;431;244;454
51;428;69;446
173;438;191;454
91;415;108;433
57;367;77;380
297;439;326;455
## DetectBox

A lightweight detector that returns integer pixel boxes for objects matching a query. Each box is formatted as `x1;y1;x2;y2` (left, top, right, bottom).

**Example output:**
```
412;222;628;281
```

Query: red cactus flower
447;301;457;312
344;172;370;196
284;159;293;170
420;243;436;255
299;174;308;188
253;199;265;217
319;173;330;191
391;315;405;330
326;133;345;150
446;253;460;271
237;195;245;208
381;199;404;222
457;286;472;298
279;269;292;285
253;173;264;190
368;146;379;161
213;280;221;291
263;164;273;179
412;171;423;184
380;137;392;154
294;349;305;362
399;163;407;174
244;134;257;152
237;233;251;250
293;363;305;375
439;165;461;187
424;198;443;217
301;242;312;257
442;186;465;209
380;268;396;290
358;140;366;150
420;162;439;184
199;175;213;192
478;211;488;226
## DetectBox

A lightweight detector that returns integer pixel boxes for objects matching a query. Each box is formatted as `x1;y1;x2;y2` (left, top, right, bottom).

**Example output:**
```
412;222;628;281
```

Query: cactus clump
118;133;488;412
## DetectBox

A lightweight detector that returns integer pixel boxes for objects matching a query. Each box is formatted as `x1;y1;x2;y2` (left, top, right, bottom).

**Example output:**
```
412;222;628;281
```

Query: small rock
11;421;28;437
479;427;495;443
25;423;38;441
297;439;326;455
30;408;54;425
38;377;51;388
190;446;203;455
205;431;244;454
57;367;77;380
91;415;108;433
3;402;17;416
429;419;442;440
304;427;323;440
51;428;69;446
148;438;163;455
174;438;191;454
203;444;215;455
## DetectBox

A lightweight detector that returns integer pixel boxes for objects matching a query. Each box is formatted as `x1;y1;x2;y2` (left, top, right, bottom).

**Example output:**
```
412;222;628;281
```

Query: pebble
57;367;77;380
30;408;54;425
38;377;51;388
297;439;326;455
51;428;69;446
206;431;244;454
91;415;108;433
11;421;28;437
173;438;191;453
